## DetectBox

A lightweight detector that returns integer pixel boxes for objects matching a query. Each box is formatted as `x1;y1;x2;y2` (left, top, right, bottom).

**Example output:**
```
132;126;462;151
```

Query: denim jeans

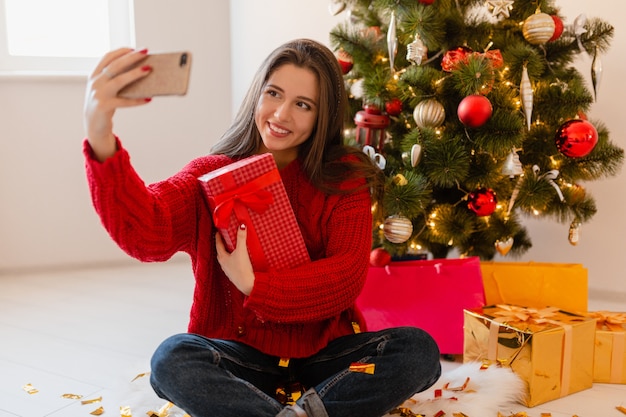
150;327;441;417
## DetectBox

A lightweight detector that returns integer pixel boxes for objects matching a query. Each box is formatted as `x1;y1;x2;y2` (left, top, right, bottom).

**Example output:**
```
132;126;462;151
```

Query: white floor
0;261;624;417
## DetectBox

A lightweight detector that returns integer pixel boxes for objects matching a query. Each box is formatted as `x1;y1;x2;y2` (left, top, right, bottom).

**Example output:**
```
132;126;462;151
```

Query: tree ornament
355;105;390;152
336;50;353;75
520;63;533;131
387;11;398;73
570;14;588;54
495;236;514;256
568;219;581;246
555;119;599;158
549;15;564;41
532;165;565;202
350;79;364;99
486;0;514;19
418;0;435;4
328;0;346;16
363;145;387;170
467;188;497;216
413;99;446;128
457;95;492;128
406;33;428;65
522;11;556;45
383;215;413;244
501;149;523;177
441;46;473;72
393;173;408;186
385;97;403;116
411;143;423;167
370;247;392;267
592;46;603;101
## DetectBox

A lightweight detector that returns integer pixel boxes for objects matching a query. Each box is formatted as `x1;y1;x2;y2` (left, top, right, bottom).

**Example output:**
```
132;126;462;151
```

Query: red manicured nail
240;224;247;230
144;98;152;103
141;65;152;72
138;48;148;54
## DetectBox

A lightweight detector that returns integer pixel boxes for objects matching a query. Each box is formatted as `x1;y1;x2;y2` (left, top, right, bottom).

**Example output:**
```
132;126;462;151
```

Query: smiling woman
0;0;134;73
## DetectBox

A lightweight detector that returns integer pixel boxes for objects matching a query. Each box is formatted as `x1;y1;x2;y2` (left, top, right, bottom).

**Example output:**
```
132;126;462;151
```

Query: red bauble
336;50;353;74
467;188;497;216
555;119;598;158
549;15;564;42
385;97;403;116
458;95;493;128
370;247;392;267
418;0;435;4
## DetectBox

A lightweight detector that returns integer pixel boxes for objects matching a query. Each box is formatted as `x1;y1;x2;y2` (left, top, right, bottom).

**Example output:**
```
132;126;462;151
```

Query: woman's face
255;63;319;168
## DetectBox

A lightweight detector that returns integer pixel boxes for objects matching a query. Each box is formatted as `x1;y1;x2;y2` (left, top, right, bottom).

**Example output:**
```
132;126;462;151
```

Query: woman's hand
83;48;153;161
215;224;255;295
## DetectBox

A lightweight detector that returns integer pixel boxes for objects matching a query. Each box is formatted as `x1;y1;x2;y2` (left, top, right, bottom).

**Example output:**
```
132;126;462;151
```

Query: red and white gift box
198;153;310;271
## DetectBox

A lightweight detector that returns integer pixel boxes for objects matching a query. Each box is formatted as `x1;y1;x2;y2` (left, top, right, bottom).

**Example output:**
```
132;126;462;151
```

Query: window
0;0;134;73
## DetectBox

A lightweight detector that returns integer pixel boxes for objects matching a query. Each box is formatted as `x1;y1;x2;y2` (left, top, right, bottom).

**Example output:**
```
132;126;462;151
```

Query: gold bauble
413;99;445;128
383;215;413;244
522;12;555;45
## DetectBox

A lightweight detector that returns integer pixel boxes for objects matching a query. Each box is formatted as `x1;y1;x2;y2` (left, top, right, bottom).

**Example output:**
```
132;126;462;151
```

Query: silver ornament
383;214;413;244
387;11;398;73
520;64;533;131
328;0;346;16
501;149;523;177
406;34;427;65
495;236;514;256
413;99;446;128
592;46;603;101
486;0;514;19
569;220;581;245
411;144;423;167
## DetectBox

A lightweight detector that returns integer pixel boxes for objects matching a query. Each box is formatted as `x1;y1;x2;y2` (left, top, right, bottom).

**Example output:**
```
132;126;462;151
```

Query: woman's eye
297;101;311;110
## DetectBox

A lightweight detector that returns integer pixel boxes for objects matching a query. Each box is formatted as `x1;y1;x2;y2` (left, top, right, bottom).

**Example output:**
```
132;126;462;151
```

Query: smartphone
118;51;192;99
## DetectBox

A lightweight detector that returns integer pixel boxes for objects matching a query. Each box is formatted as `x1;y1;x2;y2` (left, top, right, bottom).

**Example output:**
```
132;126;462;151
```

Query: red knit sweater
83;139;373;358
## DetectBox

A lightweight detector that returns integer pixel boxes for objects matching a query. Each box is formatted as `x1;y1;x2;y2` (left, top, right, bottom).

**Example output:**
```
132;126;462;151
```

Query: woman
83;38;440;417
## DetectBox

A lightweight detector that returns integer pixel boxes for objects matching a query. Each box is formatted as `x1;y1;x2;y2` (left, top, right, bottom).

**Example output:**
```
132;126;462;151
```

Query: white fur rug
110;362;525;417
385;362;526;417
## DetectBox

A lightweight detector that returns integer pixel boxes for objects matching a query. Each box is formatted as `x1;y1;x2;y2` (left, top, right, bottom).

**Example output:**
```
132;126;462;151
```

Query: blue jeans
150;327;441;417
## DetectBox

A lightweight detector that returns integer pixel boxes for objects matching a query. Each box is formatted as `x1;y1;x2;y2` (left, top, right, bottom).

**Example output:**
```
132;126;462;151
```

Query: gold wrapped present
585;311;626;384
480;262;588;312
463;305;596;407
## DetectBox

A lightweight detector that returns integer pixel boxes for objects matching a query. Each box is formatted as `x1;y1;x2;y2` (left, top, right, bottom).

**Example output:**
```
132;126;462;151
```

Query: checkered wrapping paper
198;153;310;271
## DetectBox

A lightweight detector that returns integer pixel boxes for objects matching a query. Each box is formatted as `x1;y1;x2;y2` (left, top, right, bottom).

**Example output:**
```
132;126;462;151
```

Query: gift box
480;261;588;312
198;153;310;271
585;311;626;384
356;257;485;355
463;304;596;407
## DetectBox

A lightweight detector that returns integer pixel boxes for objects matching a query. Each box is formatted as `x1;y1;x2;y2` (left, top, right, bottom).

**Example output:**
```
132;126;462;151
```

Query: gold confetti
22;383;39;394
540;413;552;417
444;377;470;391
348;362;375;374
90;406;105;416
147;402;174;417
82;396;103;405
617;405;626;415
279;358;290;367
120;405;132;417
61;393;83;400
453;413;469;417
131;372;150;382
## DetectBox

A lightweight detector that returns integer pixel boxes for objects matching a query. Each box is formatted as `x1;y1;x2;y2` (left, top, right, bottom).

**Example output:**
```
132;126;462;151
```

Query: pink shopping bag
356;257;485;354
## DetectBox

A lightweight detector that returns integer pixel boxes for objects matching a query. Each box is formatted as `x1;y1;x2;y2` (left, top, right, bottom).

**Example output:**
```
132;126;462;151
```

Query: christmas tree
329;0;623;260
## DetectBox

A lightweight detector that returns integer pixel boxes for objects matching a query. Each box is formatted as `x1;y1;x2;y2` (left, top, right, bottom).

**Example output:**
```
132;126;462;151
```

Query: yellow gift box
585;311;626;384
480;262;588;312
463;305;596;407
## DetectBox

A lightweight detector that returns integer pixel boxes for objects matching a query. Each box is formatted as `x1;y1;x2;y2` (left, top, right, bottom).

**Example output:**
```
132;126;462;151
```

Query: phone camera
180;53;188;67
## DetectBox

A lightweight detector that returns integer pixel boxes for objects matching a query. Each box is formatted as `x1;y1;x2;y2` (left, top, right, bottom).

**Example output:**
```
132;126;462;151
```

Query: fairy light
532;208;540;216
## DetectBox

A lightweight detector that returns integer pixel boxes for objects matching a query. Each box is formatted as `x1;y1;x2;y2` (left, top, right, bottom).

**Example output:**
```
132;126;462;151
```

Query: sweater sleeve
244;177;372;324
83;138;229;262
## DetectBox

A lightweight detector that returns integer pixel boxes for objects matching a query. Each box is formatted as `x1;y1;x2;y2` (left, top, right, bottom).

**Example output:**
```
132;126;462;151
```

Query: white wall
1;1;624;300
0;0;231;271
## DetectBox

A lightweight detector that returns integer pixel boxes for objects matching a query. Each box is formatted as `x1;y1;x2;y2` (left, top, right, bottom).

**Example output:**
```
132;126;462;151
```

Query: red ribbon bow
213;188;273;229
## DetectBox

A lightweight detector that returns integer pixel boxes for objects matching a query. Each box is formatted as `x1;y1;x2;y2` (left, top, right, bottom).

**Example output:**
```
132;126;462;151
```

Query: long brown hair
210;38;383;196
